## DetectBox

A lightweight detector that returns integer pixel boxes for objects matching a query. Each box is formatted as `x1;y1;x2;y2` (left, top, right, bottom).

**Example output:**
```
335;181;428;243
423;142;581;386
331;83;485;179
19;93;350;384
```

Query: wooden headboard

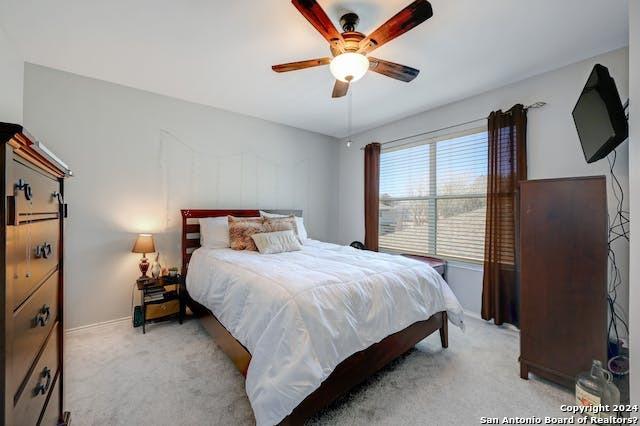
180;209;303;275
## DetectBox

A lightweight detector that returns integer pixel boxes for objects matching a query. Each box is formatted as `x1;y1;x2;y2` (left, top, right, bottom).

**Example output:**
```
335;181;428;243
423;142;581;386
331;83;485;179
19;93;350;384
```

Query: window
379;129;488;262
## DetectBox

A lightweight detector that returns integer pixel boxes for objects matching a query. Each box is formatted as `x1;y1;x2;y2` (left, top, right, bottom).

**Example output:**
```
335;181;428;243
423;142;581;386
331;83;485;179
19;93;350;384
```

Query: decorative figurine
151;252;162;279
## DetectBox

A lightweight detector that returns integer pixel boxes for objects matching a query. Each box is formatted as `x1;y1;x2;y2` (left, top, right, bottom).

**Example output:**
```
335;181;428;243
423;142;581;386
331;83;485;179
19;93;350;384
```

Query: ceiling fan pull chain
347;90;353;148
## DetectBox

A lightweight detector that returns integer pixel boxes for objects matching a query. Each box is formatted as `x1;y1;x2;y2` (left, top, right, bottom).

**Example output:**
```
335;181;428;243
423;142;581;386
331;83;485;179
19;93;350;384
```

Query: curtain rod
358;102;547;150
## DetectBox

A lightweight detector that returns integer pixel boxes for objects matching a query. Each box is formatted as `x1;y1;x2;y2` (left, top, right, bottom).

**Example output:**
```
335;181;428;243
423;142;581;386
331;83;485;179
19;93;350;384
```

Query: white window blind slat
379;130;488;262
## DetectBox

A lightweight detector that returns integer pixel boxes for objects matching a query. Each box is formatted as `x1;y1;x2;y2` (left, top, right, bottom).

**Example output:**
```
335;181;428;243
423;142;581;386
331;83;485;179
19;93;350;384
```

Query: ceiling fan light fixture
330;53;369;83
274;0;432;97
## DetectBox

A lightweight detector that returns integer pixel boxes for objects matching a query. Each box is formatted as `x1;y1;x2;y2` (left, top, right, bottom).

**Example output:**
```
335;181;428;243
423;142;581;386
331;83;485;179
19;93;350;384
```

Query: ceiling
0;0;629;138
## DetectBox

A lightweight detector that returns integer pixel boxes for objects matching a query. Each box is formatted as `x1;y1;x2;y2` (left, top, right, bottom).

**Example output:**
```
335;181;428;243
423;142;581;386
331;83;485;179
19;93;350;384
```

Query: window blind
379;130;488;262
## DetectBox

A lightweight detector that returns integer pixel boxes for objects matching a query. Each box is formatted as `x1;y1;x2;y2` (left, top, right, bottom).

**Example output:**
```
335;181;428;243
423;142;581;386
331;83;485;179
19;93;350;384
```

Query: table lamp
132;233;155;277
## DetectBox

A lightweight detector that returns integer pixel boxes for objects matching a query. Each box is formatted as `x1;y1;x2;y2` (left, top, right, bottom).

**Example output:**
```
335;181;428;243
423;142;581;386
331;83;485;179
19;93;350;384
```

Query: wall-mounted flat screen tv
572;64;628;163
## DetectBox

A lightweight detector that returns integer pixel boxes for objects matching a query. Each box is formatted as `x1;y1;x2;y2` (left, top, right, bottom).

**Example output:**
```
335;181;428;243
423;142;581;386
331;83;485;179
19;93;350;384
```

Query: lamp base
139;256;150;277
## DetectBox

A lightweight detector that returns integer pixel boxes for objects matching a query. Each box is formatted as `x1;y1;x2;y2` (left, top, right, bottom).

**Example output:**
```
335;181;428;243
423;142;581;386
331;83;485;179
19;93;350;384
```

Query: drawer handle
15;179;33;201
52;191;64;204
35;243;53;259
34;367;52;396
35;304;51;327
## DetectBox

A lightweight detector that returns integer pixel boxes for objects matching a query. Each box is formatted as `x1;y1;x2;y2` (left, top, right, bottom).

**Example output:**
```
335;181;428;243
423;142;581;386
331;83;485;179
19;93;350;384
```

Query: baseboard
66;311;510;335
65;316;131;334
463;310;519;333
463;310;483;321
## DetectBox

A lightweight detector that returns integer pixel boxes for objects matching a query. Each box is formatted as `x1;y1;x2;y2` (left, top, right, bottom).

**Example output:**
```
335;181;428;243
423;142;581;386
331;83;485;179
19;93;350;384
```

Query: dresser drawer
7;219;59;309
14;325;59;426
146;299;180;320
10;158;60;222
37;371;60;426
12;271;59;397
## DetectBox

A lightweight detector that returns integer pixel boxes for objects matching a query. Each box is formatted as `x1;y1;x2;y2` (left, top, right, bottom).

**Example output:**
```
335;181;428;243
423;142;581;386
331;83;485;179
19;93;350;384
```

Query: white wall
20;46;632;333
23;64;339;329
338;48;629;318
628;1;639;404
0;24;23;123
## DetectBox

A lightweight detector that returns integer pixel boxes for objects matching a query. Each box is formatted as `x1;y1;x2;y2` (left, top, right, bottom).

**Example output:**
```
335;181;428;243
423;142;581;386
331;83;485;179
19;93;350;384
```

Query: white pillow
260;211;308;241
251;230;302;254
199;217;230;248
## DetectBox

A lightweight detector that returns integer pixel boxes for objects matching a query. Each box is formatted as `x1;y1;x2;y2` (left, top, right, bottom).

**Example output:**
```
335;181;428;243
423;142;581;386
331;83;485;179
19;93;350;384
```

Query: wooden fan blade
332;80;349;98
292;0;344;51
369;57;420;82
272;57;331;73
359;0;433;55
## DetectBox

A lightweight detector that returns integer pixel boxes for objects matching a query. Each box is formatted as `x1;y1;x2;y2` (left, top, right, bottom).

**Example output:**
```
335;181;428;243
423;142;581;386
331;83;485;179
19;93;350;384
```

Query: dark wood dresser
1;123;71;425
519;176;608;388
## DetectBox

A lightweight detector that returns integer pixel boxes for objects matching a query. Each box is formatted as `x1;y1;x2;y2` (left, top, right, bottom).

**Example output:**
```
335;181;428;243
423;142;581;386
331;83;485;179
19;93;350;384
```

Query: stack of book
136;276;155;286
144;285;165;303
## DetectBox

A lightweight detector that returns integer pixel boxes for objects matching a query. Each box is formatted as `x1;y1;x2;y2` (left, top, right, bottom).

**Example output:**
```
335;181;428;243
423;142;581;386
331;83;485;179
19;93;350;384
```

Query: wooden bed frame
181;209;448;425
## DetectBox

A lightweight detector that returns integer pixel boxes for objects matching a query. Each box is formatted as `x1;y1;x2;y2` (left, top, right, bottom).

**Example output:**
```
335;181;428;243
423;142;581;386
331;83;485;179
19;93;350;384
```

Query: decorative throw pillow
260;211;308;241
251;230;302;254
228;216;267;251
264;216;300;241
199;216;231;248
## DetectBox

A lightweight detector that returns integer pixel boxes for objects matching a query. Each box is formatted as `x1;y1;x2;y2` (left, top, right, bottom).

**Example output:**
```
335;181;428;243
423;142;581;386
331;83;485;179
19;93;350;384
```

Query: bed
181;209;464;425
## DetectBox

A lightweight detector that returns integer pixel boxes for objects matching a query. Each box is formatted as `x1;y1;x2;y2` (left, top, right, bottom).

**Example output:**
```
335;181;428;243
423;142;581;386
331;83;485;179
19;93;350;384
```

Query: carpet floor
65;315;572;425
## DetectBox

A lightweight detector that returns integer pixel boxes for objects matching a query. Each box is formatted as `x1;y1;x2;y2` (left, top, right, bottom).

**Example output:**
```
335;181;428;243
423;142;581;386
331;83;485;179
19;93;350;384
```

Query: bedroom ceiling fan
272;0;433;98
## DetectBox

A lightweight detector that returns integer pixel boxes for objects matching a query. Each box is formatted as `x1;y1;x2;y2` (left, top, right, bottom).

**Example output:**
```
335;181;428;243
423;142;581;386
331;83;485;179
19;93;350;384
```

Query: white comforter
187;240;464;426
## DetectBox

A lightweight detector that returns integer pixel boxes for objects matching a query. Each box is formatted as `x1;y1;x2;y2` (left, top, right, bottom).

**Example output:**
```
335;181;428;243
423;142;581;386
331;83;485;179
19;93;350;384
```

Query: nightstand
137;275;185;333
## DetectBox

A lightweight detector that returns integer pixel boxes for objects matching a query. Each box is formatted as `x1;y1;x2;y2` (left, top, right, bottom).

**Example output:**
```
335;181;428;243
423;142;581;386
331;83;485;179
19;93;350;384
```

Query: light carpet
65;315;572;425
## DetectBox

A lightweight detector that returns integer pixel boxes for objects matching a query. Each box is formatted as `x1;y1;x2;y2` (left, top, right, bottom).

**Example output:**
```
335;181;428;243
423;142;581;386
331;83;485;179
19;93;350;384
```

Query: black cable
607;151;629;242
623;99;629;120
605;149;630;351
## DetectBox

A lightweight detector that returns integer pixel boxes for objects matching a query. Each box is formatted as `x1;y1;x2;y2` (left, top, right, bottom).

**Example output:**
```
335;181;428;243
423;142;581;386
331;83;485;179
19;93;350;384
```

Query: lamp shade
132;233;155;254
